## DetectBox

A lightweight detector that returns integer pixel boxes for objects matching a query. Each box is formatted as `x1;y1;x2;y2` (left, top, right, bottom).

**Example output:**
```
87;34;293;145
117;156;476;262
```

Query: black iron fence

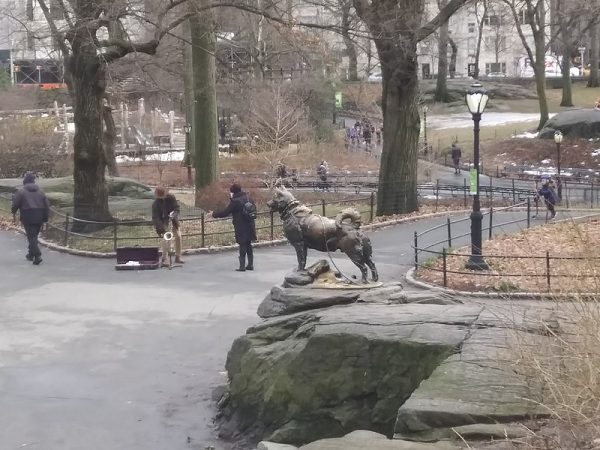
0;194;376;254
413;200;600;292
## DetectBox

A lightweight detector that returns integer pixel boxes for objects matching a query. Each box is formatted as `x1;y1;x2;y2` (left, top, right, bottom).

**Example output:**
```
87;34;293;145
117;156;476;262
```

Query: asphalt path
0;208;597;450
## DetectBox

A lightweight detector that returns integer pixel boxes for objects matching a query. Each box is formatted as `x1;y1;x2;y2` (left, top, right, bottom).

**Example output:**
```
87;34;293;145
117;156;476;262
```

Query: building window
26;31;35;51
50;0;64;20
483;15;500;26
485;62;506;74
467;37;476;57
26;0;34;21
518;9;531;25
468;22;476;33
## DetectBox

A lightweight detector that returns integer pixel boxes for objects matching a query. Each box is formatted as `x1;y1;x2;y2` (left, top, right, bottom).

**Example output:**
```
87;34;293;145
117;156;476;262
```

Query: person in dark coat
537;178;557;219
210;183;257;271
152;186;184;264
11;171;50;265
451;142;462;174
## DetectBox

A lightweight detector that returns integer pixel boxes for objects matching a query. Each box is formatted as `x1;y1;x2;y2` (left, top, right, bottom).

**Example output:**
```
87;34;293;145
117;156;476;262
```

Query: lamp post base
466;255;489;271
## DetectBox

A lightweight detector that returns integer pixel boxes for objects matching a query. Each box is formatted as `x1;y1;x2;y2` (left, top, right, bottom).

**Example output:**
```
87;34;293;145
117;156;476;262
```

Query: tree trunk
182;20;194;171
589;23;599;87
190;8;218;195
103;104;119;177
377;44;420;215
448;36;457;79
474;0;487;79
341;0;358;81
68;46;112;226
560;43;573;107
434;18;450;102
534;57;550;130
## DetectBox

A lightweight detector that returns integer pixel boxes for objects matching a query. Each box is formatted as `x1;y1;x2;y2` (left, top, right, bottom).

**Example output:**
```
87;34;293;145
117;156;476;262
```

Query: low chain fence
0;193;376;254
412;199;600;293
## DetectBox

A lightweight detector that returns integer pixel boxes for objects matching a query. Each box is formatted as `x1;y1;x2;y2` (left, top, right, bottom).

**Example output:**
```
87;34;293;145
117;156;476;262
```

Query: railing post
369;192;375;223
463;178;467;208
512;179;516;203
112;221;118;251
489;176;493;206
447;217;452;248
564;180;569;208
270;210;274;240
63;214;70;247
201;213;205;248
414;231;418;270
442;247;448;287
496;165;499;178
592;183;595;208
546;251;551;292
321;199;326;217
527;198;531;228
488;205;493;240
435;179;439;212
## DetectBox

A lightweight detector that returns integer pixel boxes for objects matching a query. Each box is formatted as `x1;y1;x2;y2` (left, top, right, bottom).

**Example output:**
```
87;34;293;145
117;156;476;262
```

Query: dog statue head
267;186;297;213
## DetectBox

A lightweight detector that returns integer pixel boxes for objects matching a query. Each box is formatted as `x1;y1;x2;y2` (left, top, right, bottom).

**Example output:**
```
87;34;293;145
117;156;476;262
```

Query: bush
0;117;69;178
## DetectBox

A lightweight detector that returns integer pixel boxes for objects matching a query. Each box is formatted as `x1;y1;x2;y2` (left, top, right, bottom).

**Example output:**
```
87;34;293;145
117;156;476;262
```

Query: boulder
222;302;554;446
257;283;457;318
539;108;600;139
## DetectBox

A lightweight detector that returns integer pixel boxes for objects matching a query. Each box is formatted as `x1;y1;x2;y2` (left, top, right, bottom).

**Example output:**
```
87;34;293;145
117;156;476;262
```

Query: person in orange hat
152;186;184;265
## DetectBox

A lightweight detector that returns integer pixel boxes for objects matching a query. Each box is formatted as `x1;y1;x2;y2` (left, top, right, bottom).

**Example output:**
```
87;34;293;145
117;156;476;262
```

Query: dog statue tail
335;208;363;229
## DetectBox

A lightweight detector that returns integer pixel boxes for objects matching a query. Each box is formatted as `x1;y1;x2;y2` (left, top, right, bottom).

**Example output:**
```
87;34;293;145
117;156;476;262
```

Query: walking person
317;160;330;191
537;178;558;219
451;142;462;174
11;171;50;265
152;186;185;266
209;183;257;271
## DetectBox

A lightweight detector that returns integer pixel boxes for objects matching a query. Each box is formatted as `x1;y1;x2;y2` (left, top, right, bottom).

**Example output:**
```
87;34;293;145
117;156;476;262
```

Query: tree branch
415;0;469;42
37;0;71;56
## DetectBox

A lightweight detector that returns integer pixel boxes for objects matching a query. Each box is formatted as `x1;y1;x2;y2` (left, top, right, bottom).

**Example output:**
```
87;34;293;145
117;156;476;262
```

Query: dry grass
417;219;600;293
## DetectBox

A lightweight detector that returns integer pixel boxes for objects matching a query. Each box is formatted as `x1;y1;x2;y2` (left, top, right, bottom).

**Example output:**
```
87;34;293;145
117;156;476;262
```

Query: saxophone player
152;186;184;265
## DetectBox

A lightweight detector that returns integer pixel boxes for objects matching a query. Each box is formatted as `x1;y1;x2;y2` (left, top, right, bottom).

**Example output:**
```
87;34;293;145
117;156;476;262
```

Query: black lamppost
554;130;563;201
465;83;490;271
183;124;192;185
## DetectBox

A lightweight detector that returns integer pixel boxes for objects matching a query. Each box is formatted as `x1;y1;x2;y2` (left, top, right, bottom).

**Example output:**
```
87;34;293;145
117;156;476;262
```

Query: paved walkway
0;209;595;450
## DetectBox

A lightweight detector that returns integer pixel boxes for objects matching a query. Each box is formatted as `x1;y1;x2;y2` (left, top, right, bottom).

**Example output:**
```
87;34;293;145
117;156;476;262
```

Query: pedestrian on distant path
317;160;330;191
537;178;557;219
209;183;257;272
451;142;462;174
152;186;184;265
11;172;50;265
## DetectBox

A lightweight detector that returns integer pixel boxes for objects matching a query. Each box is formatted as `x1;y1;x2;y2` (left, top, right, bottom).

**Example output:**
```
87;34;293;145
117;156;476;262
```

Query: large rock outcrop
539;108;600;139
220;302;553;446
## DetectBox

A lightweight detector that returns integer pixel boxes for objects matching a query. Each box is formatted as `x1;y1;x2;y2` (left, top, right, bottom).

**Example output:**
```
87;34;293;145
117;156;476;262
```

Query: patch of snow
513;131;538;139
592;149;600;157
541;159;551;165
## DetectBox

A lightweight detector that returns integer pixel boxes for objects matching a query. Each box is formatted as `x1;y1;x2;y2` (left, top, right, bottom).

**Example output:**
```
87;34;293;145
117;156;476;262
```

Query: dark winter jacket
152;194;180;233
11;183;50;225
451;144;462;161
212;191;257;244
538;185;557;205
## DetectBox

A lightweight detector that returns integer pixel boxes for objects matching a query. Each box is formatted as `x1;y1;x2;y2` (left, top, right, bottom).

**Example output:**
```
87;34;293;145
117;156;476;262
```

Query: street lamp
183;124;192;185
579;47;586;76
423;105;429;152
465;82;490;271
554;130;563;201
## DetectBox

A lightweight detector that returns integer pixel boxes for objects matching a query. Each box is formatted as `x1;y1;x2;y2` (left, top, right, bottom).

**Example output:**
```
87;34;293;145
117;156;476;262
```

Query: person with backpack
11;171;50;265
210;183;257;271
317;160;330;191
537;177;558;219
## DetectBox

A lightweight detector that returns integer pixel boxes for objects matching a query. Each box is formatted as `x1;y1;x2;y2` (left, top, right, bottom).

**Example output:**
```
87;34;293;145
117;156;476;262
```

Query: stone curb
3;209;470;259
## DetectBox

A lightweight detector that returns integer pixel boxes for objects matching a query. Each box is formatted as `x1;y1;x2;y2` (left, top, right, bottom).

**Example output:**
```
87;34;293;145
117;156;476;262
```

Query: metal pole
414;231;418;270
447;218;452;248
556;141;562;201
201;213;205;248
527;198;531;228
442;247;448;287
369;192;375;223
546;251;551;292
466;112;489;270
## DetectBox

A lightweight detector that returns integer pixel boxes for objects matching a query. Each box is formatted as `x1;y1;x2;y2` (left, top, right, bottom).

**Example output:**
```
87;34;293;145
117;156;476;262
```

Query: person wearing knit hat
209;183;257;271
11;172;50;265
151;186;184;266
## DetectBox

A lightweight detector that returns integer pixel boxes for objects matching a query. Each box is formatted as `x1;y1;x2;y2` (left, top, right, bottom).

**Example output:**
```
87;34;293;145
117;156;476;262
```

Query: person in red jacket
11;172;50;265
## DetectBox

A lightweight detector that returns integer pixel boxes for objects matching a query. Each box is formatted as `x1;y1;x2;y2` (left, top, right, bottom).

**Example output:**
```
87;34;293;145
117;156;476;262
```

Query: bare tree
339;0;359;80
239;82;309;151
434;0;451;102
474;0;489;79
353;0;468;214
33;0;190;225
590;22;600;87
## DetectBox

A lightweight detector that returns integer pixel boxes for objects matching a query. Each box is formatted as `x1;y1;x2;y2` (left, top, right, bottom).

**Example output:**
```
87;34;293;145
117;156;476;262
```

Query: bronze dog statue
267;187;378;283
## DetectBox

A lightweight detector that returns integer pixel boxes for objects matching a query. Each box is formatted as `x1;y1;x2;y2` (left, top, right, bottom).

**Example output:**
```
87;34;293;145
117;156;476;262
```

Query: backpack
242;200;257;220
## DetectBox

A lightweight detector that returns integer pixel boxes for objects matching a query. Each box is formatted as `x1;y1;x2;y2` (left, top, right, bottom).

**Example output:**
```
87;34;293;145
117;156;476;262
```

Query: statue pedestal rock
284;260;383;289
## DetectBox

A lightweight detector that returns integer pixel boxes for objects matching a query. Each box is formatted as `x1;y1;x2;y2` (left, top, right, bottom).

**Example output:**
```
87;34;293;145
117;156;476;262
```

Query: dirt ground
417;219;600;293
484;137;600;176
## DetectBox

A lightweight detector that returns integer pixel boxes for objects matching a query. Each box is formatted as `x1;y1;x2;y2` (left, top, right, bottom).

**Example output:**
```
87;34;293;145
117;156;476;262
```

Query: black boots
236;256;246;272
245;251;254;271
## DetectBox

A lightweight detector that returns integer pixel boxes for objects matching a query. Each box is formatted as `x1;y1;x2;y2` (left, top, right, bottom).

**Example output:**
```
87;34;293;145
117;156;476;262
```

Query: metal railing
412;199;600;292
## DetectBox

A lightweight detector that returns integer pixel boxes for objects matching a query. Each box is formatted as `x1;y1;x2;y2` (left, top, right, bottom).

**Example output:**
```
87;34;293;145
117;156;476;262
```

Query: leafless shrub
0;117;68;178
